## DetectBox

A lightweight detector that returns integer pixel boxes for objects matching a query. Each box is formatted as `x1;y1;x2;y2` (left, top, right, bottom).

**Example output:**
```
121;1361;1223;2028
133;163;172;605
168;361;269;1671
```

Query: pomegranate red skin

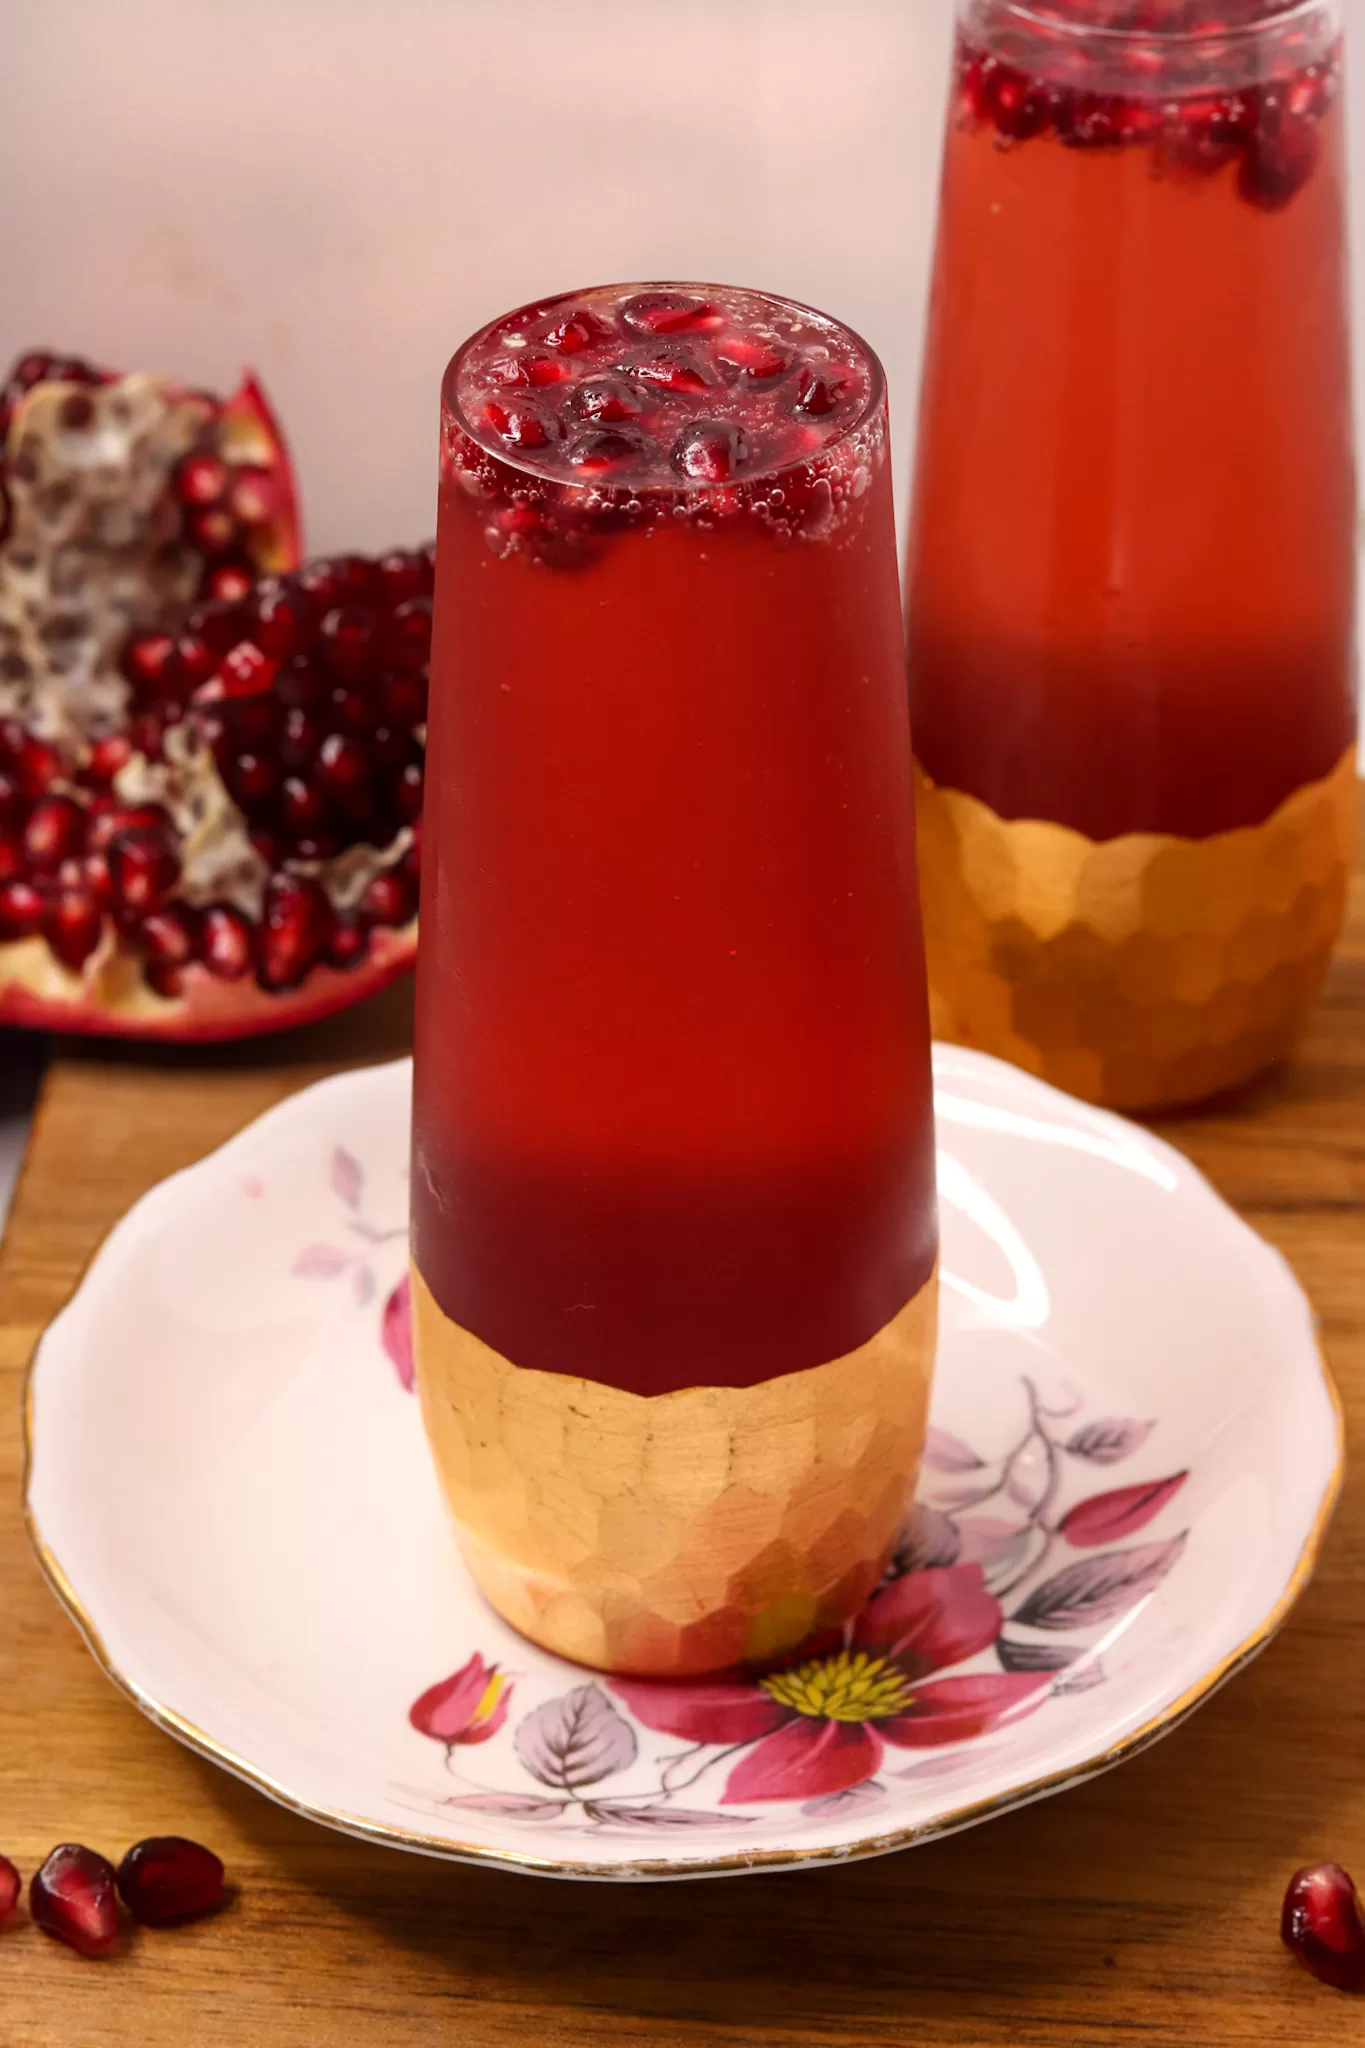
116;1836;225;1927
0;1852;19;1918
31;1843;120;1957
1282;1862;1365;1993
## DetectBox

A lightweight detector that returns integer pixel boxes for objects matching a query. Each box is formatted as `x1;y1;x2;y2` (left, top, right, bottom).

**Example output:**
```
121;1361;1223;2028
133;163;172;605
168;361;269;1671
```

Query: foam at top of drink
451;284;877;492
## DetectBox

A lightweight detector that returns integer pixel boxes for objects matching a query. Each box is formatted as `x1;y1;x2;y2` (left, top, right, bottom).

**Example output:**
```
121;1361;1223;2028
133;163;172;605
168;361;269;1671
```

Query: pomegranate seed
87;733;134;784
1241;107;1320;210
568;429;647;474
361;869;415;927
203;560;254;604
0;1853;19;1918
280;707;322;770
200;641;280;704
175;451;228;505
227;694;281;748
624;347;711;396
987;62;1052;141
0;837;22;884
541;307;610;354
121;631;177;693
188;506;238;556
228;751;279;809
137;903;198;966
42;884;104;971
385;598;433;672
316;732;371;798
792;368;848;417
715;337;792;385
1282;1863;1365;1992
487;350;573;390
0;770;21;826
229;465;276;525
249;827;285;867
115;1836;225;1927
257;872;334;991
252;587;313;659
183;600;249;654
145;961;185;998
174;633;219;691
198;902;255;980
672;420;750;483
2;723;61;794
482;400;552;451
620;292;721;336
23;794;86;872
325;911;369;970
87;801;171;855
31;1844;119;1957
327;684;374;737
376;549;429;605
294;832;344;860
380;673;427;726
321;606;382;681
84;850;114;907
570;376;643;425
0;878;43;939
107;828;180;913
281;775;331;836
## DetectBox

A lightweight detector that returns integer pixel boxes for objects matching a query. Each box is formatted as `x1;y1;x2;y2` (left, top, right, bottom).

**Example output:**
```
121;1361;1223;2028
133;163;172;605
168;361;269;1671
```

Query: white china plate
24;1048;1341;1881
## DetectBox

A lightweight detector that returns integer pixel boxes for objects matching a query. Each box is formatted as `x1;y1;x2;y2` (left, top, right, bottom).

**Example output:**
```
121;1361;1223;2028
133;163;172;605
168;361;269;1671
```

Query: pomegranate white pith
0;350;427;1040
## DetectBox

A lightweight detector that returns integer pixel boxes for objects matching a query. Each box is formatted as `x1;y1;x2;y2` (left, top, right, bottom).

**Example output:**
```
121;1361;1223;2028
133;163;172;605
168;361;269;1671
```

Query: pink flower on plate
613;1565;1048;1804
410;1653;513;1748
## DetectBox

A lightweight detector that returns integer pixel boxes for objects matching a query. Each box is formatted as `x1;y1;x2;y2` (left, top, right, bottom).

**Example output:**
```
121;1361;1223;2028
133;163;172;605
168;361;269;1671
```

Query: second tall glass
906;0;1357;1111
413;283;939;1678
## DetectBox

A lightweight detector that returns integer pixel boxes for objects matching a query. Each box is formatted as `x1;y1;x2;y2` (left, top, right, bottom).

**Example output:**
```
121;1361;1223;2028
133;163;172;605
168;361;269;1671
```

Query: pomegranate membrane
412;283;939;1675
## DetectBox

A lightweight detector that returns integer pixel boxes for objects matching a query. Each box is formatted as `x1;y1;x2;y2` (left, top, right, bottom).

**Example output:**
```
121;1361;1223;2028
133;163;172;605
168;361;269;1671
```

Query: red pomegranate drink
412;282;939;1677
906;0;1358;1109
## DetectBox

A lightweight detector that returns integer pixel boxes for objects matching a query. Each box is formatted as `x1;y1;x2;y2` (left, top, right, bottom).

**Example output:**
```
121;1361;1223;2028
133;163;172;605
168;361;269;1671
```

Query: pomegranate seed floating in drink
905;0;1357;1110
414;282;938;1678
0;350;429;1040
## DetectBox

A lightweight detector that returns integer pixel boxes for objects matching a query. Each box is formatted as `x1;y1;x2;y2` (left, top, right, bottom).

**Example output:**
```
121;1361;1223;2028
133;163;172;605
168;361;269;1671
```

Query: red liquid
414;286;936;1397
906;8;1357;840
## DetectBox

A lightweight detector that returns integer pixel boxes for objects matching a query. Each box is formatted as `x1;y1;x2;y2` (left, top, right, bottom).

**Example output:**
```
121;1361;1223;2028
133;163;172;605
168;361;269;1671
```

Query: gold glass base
412;1263;938;1678
915;749;1357;1111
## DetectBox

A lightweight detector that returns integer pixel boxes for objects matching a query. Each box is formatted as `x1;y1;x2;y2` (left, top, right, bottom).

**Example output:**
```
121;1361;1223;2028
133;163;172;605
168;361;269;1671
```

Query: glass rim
973;0;1338;46
441;280;888;494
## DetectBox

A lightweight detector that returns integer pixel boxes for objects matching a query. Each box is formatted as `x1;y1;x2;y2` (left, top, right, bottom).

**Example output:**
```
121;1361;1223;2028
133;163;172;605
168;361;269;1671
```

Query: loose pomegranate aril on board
116;1836;225;1927
31;1844;120;1957
0;1853;19;1917
1282;1862;1365;1993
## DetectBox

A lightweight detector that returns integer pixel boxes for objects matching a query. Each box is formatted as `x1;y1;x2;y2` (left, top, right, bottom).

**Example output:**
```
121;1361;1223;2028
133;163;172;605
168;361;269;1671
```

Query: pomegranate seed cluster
956;20;1341;210
1;1836;225;1959
0;547;429;1000
446;284;882;567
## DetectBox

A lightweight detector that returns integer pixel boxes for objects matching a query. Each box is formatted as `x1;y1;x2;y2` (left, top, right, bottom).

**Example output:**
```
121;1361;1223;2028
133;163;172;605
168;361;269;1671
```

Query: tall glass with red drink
906;0;1357;1110
413;284;938;1678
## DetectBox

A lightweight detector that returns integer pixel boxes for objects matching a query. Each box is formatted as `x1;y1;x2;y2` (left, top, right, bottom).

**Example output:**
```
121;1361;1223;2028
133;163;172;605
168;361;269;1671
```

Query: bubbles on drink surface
443;284;884;567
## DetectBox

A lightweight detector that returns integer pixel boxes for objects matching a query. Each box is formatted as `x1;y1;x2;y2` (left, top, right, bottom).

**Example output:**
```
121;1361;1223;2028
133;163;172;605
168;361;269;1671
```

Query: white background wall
3;0;1364;550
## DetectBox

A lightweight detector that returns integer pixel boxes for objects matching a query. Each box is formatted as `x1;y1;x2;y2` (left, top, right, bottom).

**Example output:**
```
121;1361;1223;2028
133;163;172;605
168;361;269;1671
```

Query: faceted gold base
915;749;1357;1111
412;1263;938;1677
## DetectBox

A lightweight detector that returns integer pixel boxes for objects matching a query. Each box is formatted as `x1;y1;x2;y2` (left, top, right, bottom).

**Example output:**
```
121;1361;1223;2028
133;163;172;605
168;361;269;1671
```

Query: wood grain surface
1;823;1363;2048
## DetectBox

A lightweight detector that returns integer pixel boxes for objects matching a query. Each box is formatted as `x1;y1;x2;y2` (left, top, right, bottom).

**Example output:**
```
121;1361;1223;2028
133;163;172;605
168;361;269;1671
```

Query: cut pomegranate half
0;557;427;1037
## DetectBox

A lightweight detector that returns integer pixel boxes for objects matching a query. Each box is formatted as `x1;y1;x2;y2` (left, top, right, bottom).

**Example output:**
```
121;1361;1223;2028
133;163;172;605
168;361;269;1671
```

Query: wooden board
1;825;1363;2046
